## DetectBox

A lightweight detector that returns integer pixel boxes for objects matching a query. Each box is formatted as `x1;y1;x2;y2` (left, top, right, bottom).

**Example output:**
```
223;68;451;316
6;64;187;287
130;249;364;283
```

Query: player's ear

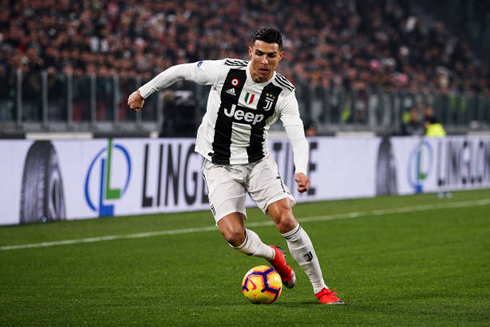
248;46;253;57
279;51;285;61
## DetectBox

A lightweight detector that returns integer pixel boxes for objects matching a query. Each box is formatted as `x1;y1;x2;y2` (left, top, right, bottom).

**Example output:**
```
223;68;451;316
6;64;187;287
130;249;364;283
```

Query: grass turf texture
1;189;489;326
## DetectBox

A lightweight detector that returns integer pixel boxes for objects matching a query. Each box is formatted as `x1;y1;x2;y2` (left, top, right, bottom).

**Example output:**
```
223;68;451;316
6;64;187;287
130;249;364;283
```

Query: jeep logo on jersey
224;104;264;125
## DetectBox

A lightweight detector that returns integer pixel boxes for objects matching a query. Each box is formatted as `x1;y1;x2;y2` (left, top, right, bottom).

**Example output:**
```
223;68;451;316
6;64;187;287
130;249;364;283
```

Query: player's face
249;40;284;83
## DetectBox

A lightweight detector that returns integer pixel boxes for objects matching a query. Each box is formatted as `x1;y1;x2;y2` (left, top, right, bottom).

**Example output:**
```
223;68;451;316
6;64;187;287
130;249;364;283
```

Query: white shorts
202;154;296;224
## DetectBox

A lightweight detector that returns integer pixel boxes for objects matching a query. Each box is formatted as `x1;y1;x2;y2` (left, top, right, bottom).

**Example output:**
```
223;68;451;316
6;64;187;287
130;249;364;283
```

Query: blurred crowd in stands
0;0;488;95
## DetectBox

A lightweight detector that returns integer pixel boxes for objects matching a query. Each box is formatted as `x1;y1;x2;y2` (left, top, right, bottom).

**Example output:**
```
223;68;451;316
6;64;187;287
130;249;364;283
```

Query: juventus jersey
140;58;305;166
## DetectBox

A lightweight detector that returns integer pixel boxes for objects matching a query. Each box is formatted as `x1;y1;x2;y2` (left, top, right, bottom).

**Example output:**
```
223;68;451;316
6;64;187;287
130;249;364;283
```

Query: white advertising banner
1;136;489;225
0;141;33;226
268;137;380;201
390;136;490;195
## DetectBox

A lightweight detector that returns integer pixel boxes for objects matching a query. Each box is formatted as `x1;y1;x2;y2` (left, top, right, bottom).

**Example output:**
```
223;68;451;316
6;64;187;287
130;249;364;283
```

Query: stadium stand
0;0;488;137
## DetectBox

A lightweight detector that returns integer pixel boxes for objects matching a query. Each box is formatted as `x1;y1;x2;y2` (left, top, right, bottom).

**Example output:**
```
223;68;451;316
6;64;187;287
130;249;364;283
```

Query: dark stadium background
0;0;488;138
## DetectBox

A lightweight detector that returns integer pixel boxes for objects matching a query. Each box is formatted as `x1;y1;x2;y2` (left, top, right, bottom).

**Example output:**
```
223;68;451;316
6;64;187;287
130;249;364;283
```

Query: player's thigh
247;155;295;213
202;160;247;224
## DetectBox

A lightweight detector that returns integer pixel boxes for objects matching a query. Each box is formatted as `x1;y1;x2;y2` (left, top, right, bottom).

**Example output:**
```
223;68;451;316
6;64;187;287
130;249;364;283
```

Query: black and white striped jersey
193;59;302;164
139;58;304;165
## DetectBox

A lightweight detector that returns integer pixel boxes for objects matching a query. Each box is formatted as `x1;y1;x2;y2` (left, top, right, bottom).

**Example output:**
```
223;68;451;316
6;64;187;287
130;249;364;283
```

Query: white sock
283;224;327;293
234;228;275;260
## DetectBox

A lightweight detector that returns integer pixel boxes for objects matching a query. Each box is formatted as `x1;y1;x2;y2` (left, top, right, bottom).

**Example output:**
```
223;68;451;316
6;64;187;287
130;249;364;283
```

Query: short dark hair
251;27;283;50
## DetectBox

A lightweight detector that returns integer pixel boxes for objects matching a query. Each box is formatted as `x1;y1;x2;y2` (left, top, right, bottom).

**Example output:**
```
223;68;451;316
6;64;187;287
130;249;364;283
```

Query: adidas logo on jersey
226;88;236;96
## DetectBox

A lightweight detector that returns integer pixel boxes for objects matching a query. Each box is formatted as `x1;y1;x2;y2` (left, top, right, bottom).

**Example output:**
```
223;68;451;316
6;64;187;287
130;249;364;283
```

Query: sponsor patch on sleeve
197;61;204;68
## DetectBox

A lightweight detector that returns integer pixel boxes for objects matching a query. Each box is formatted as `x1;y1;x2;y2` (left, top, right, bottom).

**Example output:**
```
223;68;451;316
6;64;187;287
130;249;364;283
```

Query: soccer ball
241;265;282;304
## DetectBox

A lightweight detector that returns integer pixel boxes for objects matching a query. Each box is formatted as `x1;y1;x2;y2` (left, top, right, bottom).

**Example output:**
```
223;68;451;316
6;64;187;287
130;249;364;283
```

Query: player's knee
217;213;246;247
267;200;297;233
221;228;246;247
276;211;297;234
278;218;297;234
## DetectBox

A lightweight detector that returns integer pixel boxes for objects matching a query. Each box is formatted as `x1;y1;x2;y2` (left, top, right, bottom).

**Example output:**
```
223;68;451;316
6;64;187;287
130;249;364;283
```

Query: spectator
304;120;317;137
401;107;423;136
423;106;446;137
0;0;487;96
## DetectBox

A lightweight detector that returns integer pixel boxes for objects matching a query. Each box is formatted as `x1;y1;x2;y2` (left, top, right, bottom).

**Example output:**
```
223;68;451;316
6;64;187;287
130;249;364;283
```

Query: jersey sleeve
191;60;224;86
278;91;309;174
278;91;303;127
139;60;224;99
285;124;309;175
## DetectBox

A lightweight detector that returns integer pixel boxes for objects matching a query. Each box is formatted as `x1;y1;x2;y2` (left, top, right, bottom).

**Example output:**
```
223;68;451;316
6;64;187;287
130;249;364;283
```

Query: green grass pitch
1;189;489;326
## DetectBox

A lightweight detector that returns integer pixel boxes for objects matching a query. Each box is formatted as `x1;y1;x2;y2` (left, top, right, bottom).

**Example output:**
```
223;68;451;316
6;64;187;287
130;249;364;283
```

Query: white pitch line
1;199;489;251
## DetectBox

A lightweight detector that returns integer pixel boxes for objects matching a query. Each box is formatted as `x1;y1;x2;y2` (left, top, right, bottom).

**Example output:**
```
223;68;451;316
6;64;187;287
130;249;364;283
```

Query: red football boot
268;245;296;289
315;287;345;304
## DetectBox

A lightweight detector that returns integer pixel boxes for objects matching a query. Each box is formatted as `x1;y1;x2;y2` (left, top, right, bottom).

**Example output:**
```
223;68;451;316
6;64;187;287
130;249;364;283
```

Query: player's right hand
128;90;144;112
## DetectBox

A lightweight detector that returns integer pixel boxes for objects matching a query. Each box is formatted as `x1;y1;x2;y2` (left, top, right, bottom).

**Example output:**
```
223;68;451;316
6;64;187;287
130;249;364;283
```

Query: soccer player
127;27;344;305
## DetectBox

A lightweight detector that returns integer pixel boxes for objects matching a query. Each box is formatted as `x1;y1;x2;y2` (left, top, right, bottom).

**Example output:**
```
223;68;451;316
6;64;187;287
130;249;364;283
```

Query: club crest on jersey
263;93;276;111
244;92;255;105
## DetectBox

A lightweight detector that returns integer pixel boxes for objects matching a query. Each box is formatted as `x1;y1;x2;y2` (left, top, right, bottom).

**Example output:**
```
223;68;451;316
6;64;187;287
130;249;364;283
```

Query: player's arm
285;125;310;193
127;61;222;112
280;92;310;193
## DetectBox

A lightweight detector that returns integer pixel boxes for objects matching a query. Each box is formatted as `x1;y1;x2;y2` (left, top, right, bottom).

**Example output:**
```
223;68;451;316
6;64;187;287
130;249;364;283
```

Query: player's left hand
294;172;310;193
